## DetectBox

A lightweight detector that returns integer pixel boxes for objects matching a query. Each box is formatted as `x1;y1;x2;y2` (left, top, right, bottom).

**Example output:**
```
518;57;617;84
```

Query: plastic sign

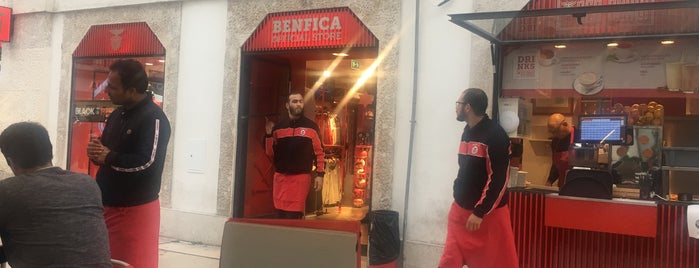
0;6;11;42
243;8;376;51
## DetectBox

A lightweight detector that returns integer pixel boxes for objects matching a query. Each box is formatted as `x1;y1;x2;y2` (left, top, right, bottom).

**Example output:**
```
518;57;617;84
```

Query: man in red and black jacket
265;92;324;219
439;88;518;268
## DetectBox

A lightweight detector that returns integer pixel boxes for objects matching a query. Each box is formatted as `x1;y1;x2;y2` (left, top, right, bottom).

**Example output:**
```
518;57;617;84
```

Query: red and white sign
243;7;376;52
73;22;165;57
0;6;11;42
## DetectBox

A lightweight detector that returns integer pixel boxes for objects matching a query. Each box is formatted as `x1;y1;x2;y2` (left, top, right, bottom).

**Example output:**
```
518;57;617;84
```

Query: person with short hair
265;91;324;219
0;122;111;267
87;59;171;268
546;113;575;187
439;88;518;268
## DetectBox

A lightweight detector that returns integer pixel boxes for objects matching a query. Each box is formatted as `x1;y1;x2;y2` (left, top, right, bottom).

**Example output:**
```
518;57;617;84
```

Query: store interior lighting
661;40;675;45
554;44;567;49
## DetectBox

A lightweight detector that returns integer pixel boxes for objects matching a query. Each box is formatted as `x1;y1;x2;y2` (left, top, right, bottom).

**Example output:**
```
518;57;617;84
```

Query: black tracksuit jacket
452;116;511;218
96;94;171;207
265;116;325;176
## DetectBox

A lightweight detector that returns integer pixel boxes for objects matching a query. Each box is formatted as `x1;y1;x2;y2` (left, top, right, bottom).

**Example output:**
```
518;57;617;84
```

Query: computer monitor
576;114;628;145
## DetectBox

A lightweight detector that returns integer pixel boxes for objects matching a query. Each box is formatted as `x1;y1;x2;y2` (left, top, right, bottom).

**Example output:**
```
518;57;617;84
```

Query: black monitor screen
577;115;627;145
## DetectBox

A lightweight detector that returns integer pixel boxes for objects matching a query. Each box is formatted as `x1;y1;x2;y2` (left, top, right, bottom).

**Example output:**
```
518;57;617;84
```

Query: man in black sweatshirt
265;92;324;219
439;88;518;268
87;59;171;268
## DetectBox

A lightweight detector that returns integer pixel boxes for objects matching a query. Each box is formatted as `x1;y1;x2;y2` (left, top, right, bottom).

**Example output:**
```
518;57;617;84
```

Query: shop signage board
243;7;377;52
72;22;165;57
73;100;117;122
0;6;11;42
501;39;699;95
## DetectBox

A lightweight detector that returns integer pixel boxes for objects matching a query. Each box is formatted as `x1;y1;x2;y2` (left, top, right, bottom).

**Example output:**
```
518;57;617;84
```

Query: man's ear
126;87;138;96
6;157;15;169
561;121;568;127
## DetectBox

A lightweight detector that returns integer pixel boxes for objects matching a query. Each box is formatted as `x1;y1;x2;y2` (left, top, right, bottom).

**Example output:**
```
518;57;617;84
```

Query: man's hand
87;139;110;165
265;118;274;135
545;181;553;186
313;176;323;191
465;214;483;231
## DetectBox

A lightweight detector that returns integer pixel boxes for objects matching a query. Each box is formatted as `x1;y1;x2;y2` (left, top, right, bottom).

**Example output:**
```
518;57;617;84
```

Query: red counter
509;189;699;268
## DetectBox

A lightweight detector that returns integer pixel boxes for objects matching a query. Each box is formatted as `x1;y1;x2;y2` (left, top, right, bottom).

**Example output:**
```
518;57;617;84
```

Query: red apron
553;128;574;187
439;202;519;268
104;199;160;268
273;172;311;212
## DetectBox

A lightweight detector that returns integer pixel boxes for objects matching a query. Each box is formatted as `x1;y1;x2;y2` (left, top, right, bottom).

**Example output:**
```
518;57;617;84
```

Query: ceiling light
145;62;154;66
158;59;165;63
661;40;675;45
332;53;349;57
607;42;619;47
554;44;567;49
323;70;331;77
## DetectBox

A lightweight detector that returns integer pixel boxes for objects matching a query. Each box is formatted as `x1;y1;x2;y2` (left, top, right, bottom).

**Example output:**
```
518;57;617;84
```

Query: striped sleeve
106;118;162;173
473;133;511;218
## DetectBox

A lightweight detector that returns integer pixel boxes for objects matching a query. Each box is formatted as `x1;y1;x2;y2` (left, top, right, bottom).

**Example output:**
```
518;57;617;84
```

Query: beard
456;112;467;122
289;106;304;117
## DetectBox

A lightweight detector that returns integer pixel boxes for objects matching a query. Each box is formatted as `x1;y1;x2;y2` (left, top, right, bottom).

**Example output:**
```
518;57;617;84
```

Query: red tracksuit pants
439;201;519;268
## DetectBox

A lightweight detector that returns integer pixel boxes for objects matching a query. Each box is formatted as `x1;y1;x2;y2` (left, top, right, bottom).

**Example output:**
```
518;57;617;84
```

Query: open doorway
235;48;378;221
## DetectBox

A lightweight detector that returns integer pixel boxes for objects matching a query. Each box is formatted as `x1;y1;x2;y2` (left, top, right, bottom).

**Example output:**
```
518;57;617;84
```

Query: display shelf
662;166;699;172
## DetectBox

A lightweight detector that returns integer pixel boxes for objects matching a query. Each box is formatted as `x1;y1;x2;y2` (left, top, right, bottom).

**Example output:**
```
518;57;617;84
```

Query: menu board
502;39;699;94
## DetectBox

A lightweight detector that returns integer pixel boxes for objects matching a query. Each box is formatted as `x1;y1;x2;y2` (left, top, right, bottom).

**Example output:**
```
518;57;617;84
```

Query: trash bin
367;210;400;268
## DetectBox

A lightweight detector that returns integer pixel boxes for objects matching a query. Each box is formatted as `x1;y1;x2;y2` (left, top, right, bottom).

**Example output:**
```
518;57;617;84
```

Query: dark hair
0;122;53;169
287;91;304;102
109;59;149;93
462;88;488;116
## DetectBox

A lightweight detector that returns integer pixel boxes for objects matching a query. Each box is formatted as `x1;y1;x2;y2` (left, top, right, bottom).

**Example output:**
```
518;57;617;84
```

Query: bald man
546;113;575;187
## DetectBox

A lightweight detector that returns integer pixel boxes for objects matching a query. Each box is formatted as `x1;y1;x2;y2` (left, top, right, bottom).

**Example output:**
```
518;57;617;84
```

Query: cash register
560;115;628;199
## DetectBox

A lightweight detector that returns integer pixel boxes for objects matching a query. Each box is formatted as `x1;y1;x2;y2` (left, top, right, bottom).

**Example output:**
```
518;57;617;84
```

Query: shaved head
547;113;565;127
547;113;570;139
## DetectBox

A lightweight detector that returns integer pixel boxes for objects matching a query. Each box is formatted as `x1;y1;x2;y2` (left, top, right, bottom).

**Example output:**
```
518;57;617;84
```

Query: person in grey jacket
0;122;111;267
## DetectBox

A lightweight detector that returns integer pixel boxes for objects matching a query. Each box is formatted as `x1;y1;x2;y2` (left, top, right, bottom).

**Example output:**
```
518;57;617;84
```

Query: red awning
243;7;377;52
73;22;165;57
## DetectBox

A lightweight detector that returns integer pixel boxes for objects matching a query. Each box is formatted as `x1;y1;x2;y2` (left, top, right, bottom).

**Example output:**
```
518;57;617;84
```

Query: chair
111;259;133;268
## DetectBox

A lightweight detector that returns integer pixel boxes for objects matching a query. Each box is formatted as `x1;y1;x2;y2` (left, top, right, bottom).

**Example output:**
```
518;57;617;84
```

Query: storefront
450;0;699;266
233;7;379;220
68;22;166;178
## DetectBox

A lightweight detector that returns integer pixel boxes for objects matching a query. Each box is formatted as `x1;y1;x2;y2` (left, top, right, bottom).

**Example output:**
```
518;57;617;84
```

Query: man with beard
265;92;324;219
439;88;518;268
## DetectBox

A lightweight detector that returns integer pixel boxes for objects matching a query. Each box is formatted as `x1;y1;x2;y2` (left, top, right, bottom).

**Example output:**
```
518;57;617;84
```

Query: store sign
0;6;11;42
243;7;377;51
73;22;165;57
74;100;117;122
351;59;360;70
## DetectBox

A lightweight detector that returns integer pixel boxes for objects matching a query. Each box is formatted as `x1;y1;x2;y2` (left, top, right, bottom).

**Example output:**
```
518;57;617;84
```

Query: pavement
159;237;221;268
